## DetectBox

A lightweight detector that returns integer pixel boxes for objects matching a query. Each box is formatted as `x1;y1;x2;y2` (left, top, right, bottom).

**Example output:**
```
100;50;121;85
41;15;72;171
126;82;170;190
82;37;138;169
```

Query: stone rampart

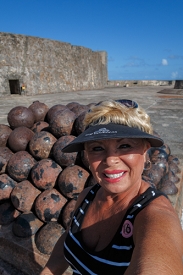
0;32;107;96
107;80;174;87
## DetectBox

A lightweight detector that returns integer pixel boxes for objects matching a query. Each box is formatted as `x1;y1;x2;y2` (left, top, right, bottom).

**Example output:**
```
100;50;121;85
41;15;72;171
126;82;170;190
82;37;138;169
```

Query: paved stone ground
0;85;183;274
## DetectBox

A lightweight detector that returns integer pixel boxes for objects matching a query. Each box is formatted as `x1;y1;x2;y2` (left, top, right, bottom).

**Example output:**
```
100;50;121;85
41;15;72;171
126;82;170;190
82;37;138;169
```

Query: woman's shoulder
133;193;183;245
130;193;183;274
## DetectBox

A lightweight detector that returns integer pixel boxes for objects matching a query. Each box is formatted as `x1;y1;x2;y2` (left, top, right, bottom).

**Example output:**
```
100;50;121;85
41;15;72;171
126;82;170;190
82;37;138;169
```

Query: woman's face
85;138;150;195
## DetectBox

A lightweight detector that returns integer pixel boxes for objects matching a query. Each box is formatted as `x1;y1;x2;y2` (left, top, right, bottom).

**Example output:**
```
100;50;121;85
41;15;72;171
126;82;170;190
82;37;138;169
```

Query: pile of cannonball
0;100;181;255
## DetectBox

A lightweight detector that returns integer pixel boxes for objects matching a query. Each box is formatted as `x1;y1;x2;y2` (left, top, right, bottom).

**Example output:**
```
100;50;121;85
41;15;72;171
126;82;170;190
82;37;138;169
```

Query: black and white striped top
64;184;166;275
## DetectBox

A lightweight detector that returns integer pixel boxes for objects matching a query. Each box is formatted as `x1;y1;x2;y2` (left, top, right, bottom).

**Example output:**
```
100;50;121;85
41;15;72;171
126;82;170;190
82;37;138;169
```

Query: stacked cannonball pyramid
0;101;181;255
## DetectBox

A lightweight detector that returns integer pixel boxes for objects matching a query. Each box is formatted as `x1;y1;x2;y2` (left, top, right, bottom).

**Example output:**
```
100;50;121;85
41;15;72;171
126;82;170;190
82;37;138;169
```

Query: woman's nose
103;153;120;166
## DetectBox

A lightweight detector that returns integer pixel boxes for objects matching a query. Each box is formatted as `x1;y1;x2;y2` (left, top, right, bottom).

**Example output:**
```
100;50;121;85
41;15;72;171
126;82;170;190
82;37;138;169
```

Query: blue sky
0;0;183;80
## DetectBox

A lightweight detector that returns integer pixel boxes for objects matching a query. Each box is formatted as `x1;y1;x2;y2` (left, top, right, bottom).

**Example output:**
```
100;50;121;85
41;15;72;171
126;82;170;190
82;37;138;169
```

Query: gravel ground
0;259;27;275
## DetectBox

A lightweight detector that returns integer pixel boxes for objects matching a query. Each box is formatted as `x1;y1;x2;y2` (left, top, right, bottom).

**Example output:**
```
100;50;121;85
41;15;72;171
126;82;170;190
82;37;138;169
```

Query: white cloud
171;71;178;79
162;59;168;65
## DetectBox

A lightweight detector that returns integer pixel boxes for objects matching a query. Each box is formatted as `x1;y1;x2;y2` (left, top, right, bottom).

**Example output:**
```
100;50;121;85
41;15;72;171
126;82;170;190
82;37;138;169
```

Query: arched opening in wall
9;80;21;95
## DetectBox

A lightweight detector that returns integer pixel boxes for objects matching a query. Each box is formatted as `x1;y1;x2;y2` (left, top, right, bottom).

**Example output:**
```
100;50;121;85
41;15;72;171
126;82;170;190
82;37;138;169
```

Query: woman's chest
79;208;125;252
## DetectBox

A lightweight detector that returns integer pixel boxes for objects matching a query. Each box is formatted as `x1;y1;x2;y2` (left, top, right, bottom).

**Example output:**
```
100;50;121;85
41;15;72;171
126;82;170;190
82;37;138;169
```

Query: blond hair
84;100;153;134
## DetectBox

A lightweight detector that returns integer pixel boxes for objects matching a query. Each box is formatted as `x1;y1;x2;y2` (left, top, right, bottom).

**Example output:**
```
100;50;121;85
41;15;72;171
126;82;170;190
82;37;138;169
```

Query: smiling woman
40;99;183;275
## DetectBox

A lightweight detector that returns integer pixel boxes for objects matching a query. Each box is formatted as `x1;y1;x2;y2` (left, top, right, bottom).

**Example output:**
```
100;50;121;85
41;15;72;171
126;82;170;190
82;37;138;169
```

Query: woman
40;99;183;275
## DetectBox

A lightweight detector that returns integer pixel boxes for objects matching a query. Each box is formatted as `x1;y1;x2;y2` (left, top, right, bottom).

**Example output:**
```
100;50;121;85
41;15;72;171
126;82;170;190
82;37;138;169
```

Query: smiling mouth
104;172;125;179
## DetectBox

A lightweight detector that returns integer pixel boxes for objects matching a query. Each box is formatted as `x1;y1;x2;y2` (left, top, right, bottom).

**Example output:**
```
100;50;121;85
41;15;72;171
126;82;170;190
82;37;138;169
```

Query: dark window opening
9;80;21;94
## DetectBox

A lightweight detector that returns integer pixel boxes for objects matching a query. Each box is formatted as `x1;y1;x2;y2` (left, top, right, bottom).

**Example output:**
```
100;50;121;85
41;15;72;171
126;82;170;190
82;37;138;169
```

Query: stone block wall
0;32;108;97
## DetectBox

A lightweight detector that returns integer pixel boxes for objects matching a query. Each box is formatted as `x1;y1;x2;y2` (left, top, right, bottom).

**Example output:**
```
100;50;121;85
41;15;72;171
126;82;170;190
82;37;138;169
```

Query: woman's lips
103;170;126;182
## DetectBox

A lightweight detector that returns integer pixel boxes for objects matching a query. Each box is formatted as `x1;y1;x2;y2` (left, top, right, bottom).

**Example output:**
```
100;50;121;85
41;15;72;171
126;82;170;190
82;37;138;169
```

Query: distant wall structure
107;80;173;87
0;32;108;97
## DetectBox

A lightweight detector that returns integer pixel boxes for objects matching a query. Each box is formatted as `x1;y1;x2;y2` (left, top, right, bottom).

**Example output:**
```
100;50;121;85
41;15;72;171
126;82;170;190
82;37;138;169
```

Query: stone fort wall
0;32;107;97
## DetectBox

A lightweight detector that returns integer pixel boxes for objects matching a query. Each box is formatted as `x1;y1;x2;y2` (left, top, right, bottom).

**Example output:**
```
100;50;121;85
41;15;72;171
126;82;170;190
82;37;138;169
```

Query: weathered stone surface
0;32;107;97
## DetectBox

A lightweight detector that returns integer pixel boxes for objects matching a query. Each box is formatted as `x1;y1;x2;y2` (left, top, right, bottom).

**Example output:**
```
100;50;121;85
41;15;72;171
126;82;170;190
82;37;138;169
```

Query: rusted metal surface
31;159;62;190
35;222;65;255
29;131;57;160
12;211;43;237
61;199;77;229
0;201;20;225
35;189;67;223
0;147;14;174
7;106;35;129
74;110;87;135
46;104;67;123
28;101;49;123
7;151;37;182
58;165;90;199
49;108;76;138
0;124;12;146
11;180;41;212
31;121;50;133
0;174;17;200
7;126;34;152
52;135;77;167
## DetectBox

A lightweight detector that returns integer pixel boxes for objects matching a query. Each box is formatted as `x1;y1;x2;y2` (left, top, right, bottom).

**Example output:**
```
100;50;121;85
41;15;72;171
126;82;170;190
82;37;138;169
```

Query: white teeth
105;172;124;179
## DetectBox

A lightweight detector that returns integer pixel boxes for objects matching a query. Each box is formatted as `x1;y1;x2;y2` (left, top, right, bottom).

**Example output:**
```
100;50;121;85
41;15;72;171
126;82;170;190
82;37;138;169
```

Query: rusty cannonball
0;147;14;174
158;173;178;195
7;106;35;129
31;121;50;133
160;143;171;156
7;151;37;182
49;108;76;138
46;104;67;123
0;174;17;200
28;101;49;123
11;180;41;212
70;104;89;117
66;101;80;110
35;222;65;255
7;126;34;152
80;150;90;169
142;163;166;188
168;161;181;174
168;155;180;165
31;159;62;190
142;175;156;188
29;131;57;160
35;188;67;222
167;170;180;184
12;211;43;237
74;111;87;135
52;135;77;167
149;148;169;164
0;124;12;146
0;201;20;225
58;165;90;199
60;199;77;229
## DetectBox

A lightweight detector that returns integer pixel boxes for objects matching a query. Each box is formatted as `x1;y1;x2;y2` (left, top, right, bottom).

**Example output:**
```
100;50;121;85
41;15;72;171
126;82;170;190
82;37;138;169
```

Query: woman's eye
119;144;131;149
92;146;104;151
